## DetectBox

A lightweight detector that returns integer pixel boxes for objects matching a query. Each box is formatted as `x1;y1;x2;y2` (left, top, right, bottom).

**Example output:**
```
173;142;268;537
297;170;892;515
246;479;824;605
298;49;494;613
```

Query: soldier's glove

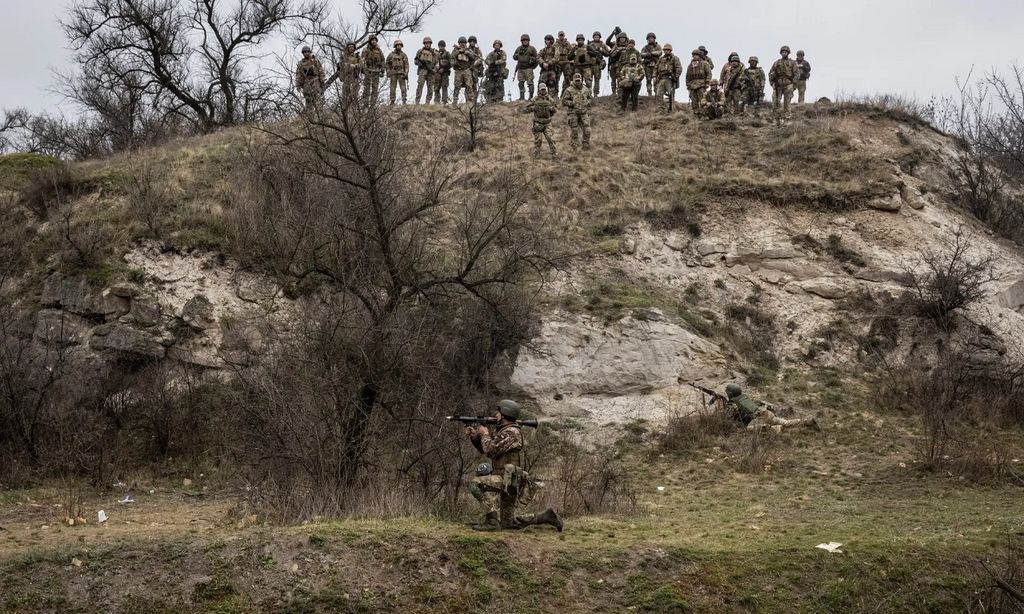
613;26;621;34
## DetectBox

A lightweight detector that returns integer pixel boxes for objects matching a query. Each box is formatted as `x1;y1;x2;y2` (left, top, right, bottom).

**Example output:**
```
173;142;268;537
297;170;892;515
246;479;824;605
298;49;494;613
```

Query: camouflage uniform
525;86;558;155
295;53;326;113
361;40;386;104
568;38;597;90
512;39;539;100
725;390;819;433
720;55;745;115
386;44;410;105
538;39;559;92
553;33;573;94
338;46;362;103
414;42;438;104
685;50;713;117
560;78;593;150
795;52;812;104
654;47;683;112
606;32;629;95
703;82;725;119
739;57;766;115
640;35;662;97
468;38;484;95
770;47;799;120
469;424;524;529
700;46;714;71
483;44;508;103
451;40;479;104
617;58;644;112
433;43;452;104
588;34;612;96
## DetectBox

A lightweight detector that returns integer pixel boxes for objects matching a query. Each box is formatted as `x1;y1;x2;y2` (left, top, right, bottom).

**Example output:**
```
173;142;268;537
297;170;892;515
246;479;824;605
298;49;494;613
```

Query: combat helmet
709;79;720;87
301;45;312;53
616;31;628;41
780;45;791;54
394;40;403;48
438;40;446;47
521;33;530;41
692;48;702;56
647;32;656;40
544;34;554;42
592;31;602;38
663;43;673;52
749;56;759;64
576;33;585;41
797;49;805;57
493;39;502;47
458;36;467;44
725;383;742;399
729;52;740;62
468;35;477;43
422;36;432;44
496;399;521;420
699;45;708;54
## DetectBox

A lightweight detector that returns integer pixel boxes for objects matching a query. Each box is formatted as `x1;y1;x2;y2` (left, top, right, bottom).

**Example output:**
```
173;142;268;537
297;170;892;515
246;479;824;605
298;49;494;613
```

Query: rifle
447;416;540;428
686;382;727;411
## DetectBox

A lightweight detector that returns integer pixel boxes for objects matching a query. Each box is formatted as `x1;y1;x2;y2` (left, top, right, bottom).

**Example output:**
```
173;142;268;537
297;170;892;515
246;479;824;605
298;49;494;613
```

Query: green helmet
729;52;740;62
749;56;759;64
646;32;656;40
726;383;742;399
458;36;467;44
497;399;521;420
475;462;493;477
780;45;791;54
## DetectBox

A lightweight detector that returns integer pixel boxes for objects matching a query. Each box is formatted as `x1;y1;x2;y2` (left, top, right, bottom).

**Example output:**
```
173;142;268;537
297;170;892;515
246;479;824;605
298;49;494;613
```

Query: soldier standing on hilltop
561;73;593;150
483;40;508;103
432;40;452;104
295;46;325;113
414;37;438;104
770;45;799;122
568;34;597;91
386;40;410;105
640;33;662;97
739;56;766;116
720;52;745;115
617;54;644;113
654;44;683;113
553;31;573;95
538;35;559;94
795;50;812;104
685;48;713;118
450;37;479;104
338;42;363;104
468;36;484;97
525;83;558;156
699;45;714;71
588;32;611;96
361;36;385;104
606;29;629;96
513;34;539;101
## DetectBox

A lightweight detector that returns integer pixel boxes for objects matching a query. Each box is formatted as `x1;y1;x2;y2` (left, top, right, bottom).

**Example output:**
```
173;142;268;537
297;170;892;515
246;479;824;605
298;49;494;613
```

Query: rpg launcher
447;416;540;428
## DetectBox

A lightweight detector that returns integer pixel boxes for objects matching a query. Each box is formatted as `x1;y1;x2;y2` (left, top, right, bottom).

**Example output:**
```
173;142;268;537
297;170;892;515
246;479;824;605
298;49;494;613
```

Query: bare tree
0;109;30;153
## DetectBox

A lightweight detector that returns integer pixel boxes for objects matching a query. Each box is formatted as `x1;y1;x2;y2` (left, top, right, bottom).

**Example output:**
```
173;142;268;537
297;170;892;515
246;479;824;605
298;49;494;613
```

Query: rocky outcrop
997;279;1024;313
90;323;165;360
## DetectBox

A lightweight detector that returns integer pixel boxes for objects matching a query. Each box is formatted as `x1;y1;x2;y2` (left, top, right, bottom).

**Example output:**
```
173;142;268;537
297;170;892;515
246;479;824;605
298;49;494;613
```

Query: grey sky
1;0;1021;114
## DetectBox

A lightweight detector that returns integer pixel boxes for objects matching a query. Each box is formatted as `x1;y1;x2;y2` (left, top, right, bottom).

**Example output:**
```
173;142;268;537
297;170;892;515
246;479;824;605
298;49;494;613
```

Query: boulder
108;282;143;298
853;269;913;286
868;192;902;212
234;271;280;304
97;290;131;320
997;279;1024;312
182;295;216;330
900;184;927;210
33;310;92;346
166;345;223;369
694;241;729;257
41;277;93;314
128;296;162;327
792;278;850;300
90;324;165;360
620;238;637;255
663;234;690;252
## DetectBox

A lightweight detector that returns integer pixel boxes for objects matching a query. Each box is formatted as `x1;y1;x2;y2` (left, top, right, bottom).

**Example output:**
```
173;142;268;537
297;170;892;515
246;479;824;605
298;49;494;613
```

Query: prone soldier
723;384;820;433
386;39;410;105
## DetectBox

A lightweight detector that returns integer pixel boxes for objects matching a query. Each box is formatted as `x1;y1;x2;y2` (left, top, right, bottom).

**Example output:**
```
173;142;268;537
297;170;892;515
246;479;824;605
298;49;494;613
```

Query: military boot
516;508;563;532
528;82;535;100
519;82;526;101
471;511;500;532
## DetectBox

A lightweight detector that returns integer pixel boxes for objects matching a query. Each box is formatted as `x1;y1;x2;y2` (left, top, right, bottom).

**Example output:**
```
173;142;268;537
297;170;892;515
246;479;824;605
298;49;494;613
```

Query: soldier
338;42;362;104
466;400;563;531
386;40;409;105
538;34;559;94
654;44;683;112
699;45;714;71
722;384;820;433
295;46;325;113
560;73;593;150
568;34;597;91
640;33;662;97
483;40;508;103
361;35;386;104
795;50;812;104
703;80;725;119
513;34;539;100
433;40;452;104
617;54;644;112
622;38;641;65
720;52;745;115
770;45;799;122
553;31;573;94
739;56;766;116
451;37;479;104
468;35;484;97
414;37;438;104
588;31;611;96
685;48;713;117
525;83;558;156
605;29;629;96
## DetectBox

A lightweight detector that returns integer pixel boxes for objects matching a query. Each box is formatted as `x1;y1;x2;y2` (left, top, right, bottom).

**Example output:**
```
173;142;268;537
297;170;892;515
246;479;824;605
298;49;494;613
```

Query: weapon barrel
446;416;498;425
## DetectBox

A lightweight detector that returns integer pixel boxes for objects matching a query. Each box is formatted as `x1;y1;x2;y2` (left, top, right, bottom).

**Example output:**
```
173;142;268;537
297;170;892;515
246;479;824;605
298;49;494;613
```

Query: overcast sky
1;0;1020;114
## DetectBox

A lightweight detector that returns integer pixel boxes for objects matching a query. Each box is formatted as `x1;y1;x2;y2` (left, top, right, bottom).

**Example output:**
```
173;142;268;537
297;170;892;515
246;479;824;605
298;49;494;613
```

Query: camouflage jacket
469;45;484;75
451;45;478;71
436;49;452;73
620;47;641;65
560;83;593;114
617;62;645;88
702;52;715;71
513;44;539;70
796;59;812;81
588;40;611;69
478;424;523;469
538;44;558;69
339;52;362;80
295;57;325;89
386;50;409;77
656;54;683;80
640;42;662;67
685;58;713;90
770;57;799;86
706;88;724;105
525;95;558;123
553;40;573;65
361;46;385;74
569;44;597;70
414;47;438;73
720;61;744;91
740;67;766;94
726;394;761;425
485;49;507;79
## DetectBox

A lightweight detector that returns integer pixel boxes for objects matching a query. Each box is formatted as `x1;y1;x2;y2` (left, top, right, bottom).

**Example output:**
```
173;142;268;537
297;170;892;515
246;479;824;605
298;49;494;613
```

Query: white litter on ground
97;510;108;523
816;542;843;553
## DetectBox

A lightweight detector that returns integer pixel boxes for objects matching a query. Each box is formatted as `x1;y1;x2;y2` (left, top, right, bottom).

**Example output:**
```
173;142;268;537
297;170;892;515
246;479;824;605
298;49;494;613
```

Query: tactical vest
415;48;437;71
531;98;556;121
773;59;797;84
451;47;474;71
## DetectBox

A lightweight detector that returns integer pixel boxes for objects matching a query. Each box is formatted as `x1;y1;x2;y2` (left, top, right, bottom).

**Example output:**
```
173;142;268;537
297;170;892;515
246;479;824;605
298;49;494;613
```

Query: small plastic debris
182;478;193;487
290;563;299;573
899;462;907;468
71;558;83;567
656;486;666;492
816;542;843;553
97;510;108;523
118;495;134;504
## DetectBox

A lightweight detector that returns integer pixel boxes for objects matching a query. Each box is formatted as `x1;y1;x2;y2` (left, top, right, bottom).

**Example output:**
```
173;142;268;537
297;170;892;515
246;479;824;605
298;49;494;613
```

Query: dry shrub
17;163;95;220
659;407;736;454
730;430;776;474
538;439;637;517
971;537;1024;613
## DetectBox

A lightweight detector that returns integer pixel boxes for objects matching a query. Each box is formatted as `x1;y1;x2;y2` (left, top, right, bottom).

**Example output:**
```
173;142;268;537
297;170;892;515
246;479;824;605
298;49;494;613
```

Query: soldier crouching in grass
465;400;563;532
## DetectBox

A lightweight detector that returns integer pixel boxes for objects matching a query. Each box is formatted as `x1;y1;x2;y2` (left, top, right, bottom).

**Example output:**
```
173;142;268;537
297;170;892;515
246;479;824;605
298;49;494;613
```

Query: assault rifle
447;416;540;428
686;382;727;410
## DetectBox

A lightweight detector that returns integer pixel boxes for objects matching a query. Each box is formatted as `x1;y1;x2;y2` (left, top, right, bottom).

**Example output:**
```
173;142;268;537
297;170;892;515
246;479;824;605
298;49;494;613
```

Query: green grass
0;152;59;190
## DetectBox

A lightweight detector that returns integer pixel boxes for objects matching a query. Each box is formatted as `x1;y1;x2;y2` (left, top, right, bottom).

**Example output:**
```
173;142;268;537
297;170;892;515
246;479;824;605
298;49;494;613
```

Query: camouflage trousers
516;68;535;99
470;474;518;527
532;120;556;154
362;73;381;104
608;64;619;94
301;85;323;114
773;82;794;118
592;66;604;95
741;90;764;115
567;112;591;149
416;69;435;103
725;89;744;115
643;64;656;96
655;77;676;111
539;69;558;91
689;87;706;117
795;79;807;104
483;76;504;103
389;75;408;104
452;69;476;104
432;72;450;104
747;409;815;433
704;102;725;120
